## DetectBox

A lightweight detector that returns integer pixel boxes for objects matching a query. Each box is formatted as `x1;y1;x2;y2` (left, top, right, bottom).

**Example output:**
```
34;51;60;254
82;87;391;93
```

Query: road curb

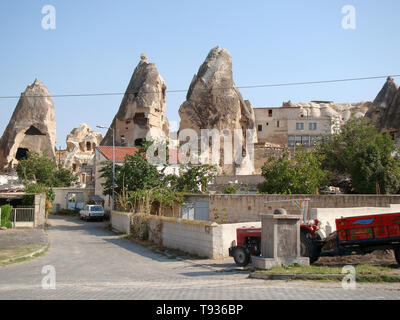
154;249;248;273
0;229;50;264
249;273;344;281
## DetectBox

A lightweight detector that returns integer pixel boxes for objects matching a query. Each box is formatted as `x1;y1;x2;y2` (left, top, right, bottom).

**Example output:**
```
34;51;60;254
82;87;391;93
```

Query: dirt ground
315;249;398;266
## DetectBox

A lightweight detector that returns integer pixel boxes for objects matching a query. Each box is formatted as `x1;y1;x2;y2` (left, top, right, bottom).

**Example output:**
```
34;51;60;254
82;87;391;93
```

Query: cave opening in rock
25;125;45;136
135;138;144;147
16;148;29;160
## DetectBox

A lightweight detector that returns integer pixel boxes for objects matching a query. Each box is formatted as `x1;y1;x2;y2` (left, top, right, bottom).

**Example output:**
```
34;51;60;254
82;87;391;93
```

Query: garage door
194;201;209;221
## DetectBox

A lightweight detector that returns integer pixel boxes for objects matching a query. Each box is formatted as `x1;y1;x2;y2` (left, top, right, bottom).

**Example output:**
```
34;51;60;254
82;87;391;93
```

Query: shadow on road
47;215;239;275
47;215;183;264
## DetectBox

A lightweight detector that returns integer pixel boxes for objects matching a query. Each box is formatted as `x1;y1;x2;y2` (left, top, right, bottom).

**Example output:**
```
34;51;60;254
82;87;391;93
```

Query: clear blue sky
0;0;399;148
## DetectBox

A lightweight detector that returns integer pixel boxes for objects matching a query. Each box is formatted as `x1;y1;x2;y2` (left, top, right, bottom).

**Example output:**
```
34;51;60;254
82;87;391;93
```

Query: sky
0;0;399;149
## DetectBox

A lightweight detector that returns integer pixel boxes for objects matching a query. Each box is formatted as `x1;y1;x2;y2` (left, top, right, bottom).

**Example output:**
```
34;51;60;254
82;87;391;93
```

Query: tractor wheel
233;246;251;267
300;230;320;264
394;247;400;265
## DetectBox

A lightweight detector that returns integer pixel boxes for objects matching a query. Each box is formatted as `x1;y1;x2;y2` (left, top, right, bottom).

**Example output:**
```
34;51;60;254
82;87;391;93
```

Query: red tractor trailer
229;212;400;266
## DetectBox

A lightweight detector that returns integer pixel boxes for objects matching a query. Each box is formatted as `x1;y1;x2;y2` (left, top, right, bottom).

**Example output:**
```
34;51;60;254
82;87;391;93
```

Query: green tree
173;164;217;193
258;148;331;194
53;167;78;187
16;151;77;187
99;152;162;197
316;118;400;194
16;151;57;185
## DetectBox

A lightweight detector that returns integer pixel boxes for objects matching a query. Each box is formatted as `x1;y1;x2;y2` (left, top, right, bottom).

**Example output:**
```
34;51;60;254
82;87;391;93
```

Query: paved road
0;216;399;300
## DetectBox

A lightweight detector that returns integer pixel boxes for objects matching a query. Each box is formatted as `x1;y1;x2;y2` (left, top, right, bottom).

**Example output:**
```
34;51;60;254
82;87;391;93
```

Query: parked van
80;205;105;221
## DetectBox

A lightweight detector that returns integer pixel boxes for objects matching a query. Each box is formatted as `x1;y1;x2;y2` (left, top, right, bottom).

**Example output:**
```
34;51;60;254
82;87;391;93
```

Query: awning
89;195;104;202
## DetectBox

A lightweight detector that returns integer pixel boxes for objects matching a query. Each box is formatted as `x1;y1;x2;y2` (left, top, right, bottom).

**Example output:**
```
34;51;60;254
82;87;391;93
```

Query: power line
0;74;398;99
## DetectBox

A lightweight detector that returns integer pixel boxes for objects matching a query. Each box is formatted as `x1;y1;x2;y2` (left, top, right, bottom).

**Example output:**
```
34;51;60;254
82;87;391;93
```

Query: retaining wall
209;194;400;223
110;211;260;259
111;211;132;234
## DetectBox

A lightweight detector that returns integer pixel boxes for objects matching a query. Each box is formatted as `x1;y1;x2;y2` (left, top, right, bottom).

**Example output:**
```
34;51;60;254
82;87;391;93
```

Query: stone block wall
111;211;261;259
111;211;132;234
208;194;400;224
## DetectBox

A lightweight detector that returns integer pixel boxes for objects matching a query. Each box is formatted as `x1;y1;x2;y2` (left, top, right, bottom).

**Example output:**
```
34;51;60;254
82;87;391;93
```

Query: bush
224;185;238;194
1;204;13;228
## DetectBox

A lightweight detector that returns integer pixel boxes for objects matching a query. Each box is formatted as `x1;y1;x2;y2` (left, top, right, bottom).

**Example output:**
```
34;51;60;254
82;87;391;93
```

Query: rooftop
96;146;139;162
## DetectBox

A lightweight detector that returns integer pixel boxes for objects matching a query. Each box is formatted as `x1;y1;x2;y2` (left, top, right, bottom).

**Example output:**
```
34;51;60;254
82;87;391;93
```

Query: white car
80;205;105;221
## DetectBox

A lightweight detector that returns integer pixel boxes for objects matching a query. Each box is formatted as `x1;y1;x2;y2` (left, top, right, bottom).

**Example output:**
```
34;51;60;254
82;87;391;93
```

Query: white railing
11;207;35;227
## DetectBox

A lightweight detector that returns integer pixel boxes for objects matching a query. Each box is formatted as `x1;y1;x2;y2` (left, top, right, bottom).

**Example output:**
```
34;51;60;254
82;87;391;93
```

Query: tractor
229;210;400;267
228;218;322;266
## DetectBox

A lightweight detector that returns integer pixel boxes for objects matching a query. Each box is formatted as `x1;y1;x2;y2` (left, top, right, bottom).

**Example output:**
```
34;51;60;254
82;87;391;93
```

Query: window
309;123;317;130
121;135;126;146
301;136;310;145
277;120;280;128
257;124;262;132
288;136;295;146
296;123;304;130
268;110;273;117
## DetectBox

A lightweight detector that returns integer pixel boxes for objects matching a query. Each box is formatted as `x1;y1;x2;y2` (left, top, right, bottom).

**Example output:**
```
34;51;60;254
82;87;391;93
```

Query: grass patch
0;244;49;267
254;263;400;282
257;263;400;275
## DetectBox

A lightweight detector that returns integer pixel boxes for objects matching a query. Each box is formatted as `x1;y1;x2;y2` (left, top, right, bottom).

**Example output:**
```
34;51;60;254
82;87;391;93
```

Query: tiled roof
96;146;139;162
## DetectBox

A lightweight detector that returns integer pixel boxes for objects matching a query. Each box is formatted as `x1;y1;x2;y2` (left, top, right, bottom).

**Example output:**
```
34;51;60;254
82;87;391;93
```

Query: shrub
224;185;238;194
1;204;13;228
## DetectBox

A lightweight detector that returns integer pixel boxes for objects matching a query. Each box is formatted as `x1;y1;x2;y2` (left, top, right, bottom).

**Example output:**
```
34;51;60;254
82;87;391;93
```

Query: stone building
254;100;369;153
56;123;103;186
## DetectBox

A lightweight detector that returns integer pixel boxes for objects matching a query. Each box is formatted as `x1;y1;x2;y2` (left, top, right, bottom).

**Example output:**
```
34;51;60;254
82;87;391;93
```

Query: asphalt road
0;216;399;300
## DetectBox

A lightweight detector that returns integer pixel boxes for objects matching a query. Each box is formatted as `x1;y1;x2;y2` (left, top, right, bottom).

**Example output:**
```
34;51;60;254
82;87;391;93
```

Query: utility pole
97;125;115;211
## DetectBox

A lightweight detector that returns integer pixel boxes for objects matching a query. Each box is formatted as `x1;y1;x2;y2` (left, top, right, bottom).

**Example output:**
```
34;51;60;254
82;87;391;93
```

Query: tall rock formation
0;79;56;170
364;77;400;143
101;54;169;147
365;76;398;126
178;46;257;175
375;79;400;133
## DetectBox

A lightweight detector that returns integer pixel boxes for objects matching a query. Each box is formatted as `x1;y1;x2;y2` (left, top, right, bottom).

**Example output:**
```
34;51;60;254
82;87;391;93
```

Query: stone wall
210;175;266;193
208;194;400;223
52;187;95;212
111;211;132;234
110;211;260;259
